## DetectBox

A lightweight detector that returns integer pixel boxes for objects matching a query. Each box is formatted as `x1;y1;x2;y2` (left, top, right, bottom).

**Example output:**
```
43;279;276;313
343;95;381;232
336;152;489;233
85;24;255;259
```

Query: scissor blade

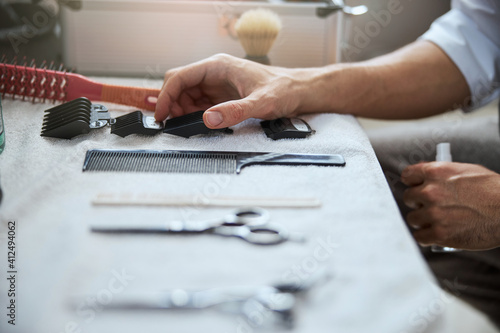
273;266;333;293
90;226;169;234
90;220;212;234
100;287;266;311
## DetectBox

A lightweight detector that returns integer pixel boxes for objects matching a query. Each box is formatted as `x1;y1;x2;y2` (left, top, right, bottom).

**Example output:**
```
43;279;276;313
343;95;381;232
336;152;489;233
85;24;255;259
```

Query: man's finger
155;61;211;122
204;100;249;128
204;95;266;128
406;209;433;230
412;227;436;246
401;163;428;186
402;185;426;209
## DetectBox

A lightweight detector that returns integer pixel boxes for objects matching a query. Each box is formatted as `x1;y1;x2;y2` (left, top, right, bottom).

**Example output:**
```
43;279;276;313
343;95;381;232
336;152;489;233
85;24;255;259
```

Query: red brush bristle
0;56;68;103
1;55;160;111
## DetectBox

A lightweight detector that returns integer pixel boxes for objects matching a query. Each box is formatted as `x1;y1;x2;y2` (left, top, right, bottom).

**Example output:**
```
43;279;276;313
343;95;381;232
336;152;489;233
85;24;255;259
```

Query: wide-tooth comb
111;111;164;138
0;57;160;111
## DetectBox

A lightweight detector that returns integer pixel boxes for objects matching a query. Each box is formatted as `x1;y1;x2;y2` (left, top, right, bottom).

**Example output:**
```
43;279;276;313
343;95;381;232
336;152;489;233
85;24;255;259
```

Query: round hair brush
235;8;282;65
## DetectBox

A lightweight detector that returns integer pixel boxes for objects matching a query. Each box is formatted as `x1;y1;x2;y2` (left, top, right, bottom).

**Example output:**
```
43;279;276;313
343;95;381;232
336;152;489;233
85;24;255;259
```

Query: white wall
342;0;450;62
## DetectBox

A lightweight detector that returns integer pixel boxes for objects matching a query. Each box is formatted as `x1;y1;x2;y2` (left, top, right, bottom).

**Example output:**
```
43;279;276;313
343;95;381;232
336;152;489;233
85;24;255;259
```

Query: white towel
0;77;457;333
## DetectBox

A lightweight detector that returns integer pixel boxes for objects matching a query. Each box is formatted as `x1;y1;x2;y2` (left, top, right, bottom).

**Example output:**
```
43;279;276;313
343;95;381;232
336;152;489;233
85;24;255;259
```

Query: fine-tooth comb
0;56;160;111
82;149;346;174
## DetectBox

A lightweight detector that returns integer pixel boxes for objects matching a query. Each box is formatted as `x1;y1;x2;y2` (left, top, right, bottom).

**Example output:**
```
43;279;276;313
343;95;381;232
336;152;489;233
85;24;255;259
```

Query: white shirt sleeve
419;0;500;112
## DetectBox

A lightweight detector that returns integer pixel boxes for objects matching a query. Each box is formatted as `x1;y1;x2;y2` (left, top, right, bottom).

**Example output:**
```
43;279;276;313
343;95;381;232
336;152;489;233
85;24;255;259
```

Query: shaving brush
235;8;282;65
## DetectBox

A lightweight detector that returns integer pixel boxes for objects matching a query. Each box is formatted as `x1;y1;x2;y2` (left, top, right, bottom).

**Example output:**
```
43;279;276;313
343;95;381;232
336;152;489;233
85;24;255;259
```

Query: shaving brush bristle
235;8;282;65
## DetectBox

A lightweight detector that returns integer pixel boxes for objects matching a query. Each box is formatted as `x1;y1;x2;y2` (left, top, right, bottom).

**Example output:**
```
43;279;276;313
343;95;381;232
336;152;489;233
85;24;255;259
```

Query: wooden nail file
92;193;322;208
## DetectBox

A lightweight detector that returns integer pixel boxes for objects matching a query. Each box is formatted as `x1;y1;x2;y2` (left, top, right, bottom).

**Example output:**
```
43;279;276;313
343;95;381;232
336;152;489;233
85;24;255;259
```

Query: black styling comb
111;111;163;138
41;97;112;139
163;110;233;138
82;149;346;174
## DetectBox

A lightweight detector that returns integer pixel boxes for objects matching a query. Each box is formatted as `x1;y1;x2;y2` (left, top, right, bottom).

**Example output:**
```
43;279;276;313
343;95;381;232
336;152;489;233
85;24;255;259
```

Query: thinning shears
91;208;291;245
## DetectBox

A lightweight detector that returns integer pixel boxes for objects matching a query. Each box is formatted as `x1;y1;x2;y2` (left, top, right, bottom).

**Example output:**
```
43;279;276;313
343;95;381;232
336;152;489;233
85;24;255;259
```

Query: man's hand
401;162;500;250
155;41;470;128
154;53;302;129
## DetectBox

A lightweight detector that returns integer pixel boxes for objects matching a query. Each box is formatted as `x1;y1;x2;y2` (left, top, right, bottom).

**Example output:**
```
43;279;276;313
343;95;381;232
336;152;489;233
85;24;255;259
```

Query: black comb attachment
163;110;233;138
110;111;164;138
41;97;111;139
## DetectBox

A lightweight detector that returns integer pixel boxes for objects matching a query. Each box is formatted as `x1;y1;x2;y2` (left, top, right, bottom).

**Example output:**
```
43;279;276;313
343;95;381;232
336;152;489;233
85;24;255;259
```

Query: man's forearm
295;40;471;120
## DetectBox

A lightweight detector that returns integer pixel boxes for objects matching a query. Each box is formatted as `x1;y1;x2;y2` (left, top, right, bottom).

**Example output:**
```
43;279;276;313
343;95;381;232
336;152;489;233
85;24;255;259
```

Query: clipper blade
110;111;164;138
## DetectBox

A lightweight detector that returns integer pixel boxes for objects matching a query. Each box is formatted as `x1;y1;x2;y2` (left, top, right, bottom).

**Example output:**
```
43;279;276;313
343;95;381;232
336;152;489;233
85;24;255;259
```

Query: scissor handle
222;207;270;226
245;224;290;245
218;208;290;245
214;223;288;245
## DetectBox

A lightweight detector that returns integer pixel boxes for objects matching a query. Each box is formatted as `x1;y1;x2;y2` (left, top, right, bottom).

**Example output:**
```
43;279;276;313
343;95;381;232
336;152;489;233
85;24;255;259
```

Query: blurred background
342;0;449;61
0;0;450;76
6;0;494;132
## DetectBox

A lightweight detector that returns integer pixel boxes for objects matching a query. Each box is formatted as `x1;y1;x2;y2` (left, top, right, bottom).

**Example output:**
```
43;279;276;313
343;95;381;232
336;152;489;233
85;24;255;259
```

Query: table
0;77;491;333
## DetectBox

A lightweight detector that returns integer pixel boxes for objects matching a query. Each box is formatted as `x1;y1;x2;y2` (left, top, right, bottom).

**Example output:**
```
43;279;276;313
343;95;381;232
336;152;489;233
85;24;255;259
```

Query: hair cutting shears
91;208;291;245
89;267;332;329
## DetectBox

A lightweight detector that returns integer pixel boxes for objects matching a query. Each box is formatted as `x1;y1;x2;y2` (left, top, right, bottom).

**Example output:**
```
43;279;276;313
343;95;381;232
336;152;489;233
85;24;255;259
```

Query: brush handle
1;63;160;111
92;193;322;208
66;74;159;111
101;84;159;111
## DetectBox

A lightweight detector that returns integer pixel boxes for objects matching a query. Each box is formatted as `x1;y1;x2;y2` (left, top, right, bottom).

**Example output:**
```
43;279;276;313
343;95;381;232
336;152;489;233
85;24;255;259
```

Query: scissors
93;267;332;329
91;208;290;245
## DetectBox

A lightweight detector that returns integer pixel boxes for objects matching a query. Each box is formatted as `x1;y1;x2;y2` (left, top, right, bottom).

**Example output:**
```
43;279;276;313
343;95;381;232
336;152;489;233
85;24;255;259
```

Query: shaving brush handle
244;55;271;65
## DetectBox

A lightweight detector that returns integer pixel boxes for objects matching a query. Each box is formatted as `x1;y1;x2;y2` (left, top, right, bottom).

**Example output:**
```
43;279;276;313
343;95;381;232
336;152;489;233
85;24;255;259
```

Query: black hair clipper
163;110;232;138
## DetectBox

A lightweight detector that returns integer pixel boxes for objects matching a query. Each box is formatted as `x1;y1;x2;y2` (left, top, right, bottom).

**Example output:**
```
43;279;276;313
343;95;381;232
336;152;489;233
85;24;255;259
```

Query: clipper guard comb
41;97;111;139
163;110;233;138
111;111;164;138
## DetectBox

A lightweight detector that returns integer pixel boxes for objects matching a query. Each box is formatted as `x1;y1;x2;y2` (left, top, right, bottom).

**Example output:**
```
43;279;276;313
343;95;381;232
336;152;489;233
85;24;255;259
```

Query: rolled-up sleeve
420;0;500;112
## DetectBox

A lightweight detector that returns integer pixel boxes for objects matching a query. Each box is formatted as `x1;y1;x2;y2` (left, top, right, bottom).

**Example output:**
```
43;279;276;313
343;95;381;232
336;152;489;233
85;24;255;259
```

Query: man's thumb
203;100;251;129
